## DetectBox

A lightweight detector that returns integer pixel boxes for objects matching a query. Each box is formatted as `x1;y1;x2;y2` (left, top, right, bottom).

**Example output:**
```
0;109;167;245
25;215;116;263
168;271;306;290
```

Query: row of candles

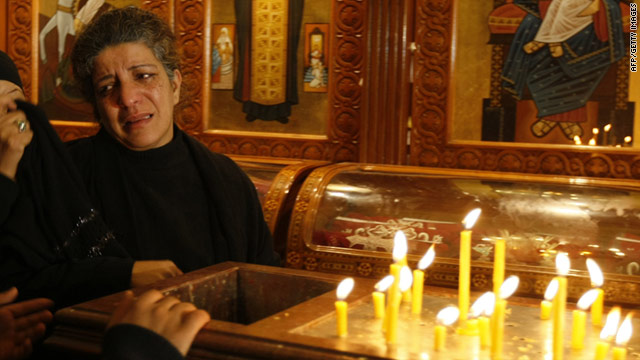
573;125;632;147
333;209;635;359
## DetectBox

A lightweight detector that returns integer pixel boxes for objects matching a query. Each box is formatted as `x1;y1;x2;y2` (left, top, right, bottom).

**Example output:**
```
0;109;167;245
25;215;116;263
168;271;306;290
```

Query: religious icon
211;24;235;90
233;0;304;124
38;0;140;120
482;0;635;145
303;24;329;93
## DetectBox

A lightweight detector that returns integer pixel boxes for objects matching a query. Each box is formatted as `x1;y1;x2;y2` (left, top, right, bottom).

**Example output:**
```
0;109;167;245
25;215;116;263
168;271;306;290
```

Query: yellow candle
459;229;471;328
478;316;491;348
335;278;354;337
373;275;393;320
412;269;424;314
571;289;600;350
540;300;553;320
540;278;559;320
591;288;604;326
553;253;570;360
335;300;348;337
491;298;506;359
372;292;385;319
491;276;519;360
434;306;459;351
493;238;505;296
594;341;610;360
386;266;412;344
434;325;446;351
571;309;586;350
458;208;481;330
611;313;633;360
412;244;435;315
402;287;412;303
587;259;605;327
613;347;627;360
384;263;401;332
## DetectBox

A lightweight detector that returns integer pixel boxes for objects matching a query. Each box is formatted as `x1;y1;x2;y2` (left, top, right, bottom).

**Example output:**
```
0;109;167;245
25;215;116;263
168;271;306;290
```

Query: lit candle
612;313;633;360
591;128;599;146
493;237;505;296
335;277;354;337
459;208;481;331
589;138;597;146
624;136;632;146
603;124;611;146
491;276;520;360
571;289;600;350
384;231;408;332
373;275;393;319
574;135;582;145
553;252;570;360
434;306;459;351
386;266;412;344
540;278;559;320
412;244;435;315
586;258;605;326
470;291;495;348
594;307;621;360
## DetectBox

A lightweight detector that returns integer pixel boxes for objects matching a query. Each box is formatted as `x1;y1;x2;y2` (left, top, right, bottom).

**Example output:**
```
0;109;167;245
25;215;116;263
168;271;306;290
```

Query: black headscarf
0;50;23;89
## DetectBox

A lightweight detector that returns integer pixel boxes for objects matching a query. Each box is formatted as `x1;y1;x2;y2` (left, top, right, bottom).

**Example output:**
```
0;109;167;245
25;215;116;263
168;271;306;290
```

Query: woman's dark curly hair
71;7;181;116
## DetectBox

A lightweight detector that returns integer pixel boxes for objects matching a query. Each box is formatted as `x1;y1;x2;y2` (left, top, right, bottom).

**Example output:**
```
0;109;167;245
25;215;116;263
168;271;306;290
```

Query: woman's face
92;42;181;151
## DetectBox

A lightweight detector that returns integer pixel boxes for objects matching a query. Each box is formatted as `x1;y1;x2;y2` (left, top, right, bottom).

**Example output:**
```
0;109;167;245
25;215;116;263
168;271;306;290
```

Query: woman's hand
107;290;210;356
130;260;183;288
0;287;54;360
0;96;32;181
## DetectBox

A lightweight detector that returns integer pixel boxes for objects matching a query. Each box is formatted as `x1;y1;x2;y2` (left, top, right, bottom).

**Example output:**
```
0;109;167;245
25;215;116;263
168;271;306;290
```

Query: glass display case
229;155;326;258
286;163;640;305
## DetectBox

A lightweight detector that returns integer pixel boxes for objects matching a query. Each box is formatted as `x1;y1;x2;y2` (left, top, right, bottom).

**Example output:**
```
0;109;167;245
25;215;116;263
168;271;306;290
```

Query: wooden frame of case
285;163;640;306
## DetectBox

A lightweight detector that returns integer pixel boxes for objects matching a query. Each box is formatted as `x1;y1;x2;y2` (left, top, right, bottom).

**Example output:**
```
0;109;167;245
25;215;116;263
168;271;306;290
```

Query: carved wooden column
360;0;414;164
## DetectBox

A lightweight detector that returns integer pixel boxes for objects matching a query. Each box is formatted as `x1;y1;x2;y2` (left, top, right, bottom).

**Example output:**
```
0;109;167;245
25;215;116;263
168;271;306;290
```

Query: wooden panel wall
360;0;413;164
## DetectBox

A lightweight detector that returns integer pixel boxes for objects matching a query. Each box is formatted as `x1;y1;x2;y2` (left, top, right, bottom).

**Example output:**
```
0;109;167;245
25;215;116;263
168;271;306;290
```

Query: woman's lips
123;114;153;130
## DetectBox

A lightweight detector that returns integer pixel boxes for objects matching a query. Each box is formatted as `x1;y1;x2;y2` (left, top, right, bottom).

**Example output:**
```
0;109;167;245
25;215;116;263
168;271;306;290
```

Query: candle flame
470;292;495;318
499;275;519;299
556;252;570;276
592;128;599;135
374;275;394;292
399;266;413;292
600;306;621;340
589;138;596;146
543;279;559;301
615;313;633;346
436;306;460;326
576;288;600;310
573;136;582;145
392;231;408;262
625;136;632;143
336;277;354;301
463;208;482;229
417;244;435;270
586;258;604;287
604;124;612;132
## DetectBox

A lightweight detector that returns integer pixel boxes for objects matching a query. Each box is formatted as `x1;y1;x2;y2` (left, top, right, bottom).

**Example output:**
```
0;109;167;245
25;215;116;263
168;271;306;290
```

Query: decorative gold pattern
251;0;287;105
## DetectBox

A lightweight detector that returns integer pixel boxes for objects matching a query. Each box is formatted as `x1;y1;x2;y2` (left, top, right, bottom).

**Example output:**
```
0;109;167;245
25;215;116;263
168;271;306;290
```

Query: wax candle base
455;319;479;336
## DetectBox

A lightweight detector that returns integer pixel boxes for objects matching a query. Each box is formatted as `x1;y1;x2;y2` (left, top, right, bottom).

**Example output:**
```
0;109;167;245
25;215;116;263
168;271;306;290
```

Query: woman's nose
117;81;141;108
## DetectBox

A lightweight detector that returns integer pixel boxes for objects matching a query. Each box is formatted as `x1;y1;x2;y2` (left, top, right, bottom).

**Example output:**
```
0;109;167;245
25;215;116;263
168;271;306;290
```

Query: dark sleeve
103;324;185;360
0;174;19;226
221;155;280;267
0;237;133;308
